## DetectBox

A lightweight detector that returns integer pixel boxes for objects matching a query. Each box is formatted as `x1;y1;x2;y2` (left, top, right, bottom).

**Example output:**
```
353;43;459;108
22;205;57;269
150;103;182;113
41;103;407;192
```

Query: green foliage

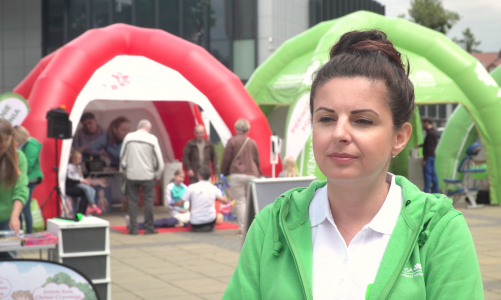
453;28;482;53
44;272;98;300
408;0;460;34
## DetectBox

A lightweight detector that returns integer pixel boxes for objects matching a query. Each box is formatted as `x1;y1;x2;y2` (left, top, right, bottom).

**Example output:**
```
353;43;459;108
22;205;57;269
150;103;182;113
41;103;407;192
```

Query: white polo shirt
310;173;402;300
182;180;222;225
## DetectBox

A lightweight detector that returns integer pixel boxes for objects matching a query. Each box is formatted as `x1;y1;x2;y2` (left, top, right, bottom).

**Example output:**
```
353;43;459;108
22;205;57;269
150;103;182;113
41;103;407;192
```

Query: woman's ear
393;122;412;155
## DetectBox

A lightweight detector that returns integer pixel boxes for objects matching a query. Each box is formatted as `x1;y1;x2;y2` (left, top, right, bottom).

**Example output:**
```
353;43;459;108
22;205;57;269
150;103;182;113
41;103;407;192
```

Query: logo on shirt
401;263;423;278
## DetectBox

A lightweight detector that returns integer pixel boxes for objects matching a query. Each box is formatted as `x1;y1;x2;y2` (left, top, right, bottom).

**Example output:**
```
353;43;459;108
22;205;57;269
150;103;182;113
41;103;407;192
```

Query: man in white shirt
182;165;228;232
120;120;164;235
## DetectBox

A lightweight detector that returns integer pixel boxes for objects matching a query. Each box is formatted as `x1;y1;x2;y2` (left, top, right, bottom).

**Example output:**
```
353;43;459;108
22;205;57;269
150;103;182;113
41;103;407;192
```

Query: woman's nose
332;118;351;144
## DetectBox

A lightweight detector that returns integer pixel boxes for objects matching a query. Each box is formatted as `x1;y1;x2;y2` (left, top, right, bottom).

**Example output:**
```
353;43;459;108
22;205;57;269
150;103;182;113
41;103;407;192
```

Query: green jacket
223;176;483;299
0;150;29;222
21;137;43;183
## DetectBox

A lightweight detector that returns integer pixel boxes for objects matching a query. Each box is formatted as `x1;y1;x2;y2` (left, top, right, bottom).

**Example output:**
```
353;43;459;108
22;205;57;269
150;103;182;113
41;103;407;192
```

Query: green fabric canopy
246;11;501;204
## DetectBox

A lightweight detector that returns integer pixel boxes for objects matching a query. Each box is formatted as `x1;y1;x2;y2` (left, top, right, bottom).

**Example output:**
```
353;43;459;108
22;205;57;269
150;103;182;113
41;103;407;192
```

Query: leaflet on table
22;232;58;246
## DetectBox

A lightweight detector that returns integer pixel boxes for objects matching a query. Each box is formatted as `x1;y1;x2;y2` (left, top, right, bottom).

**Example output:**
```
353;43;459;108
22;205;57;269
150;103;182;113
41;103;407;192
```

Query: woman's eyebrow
351;109;379;116
315;107;335;113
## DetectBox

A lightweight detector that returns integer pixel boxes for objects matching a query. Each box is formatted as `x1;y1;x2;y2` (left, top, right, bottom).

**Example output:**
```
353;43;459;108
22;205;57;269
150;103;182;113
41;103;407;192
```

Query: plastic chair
443;142;486;209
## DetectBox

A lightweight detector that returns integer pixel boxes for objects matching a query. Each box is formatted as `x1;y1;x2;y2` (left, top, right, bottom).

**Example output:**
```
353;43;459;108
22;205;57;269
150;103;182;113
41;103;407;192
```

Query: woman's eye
319;116;336;123
356;119;373;125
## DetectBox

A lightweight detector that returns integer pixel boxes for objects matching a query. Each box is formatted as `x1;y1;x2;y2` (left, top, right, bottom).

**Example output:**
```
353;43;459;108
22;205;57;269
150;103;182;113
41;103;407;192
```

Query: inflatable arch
15;24;275;219
246;11;501;204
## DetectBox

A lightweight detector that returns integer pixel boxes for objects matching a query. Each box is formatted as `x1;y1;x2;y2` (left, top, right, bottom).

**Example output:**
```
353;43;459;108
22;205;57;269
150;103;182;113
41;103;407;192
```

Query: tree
408;0;460;34
454;28;482;53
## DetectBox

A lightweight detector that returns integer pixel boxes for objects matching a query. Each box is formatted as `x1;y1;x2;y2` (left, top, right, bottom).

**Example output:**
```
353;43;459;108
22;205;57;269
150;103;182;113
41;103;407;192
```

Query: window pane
233;39;255;80
46;0;65;55
159;0;180;36
113;0;132;24
418;105;425;117
438;104;446;118
210;0;230;40
136;0;155;28
183;0;205;45
427;105;437;117
68;0;87;41
234;0;255;39
91;0;110;28
211;39;231;68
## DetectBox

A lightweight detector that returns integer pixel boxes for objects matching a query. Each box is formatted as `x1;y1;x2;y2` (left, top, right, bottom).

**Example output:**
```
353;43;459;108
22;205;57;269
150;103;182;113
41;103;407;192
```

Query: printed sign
286;93;312;160
0;93;30;126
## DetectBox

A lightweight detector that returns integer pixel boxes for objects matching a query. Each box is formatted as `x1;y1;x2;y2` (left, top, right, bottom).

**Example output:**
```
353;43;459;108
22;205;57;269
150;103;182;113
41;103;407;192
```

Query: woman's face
72;153;82;165
0;133;13;157
312;77;411;183
174;173;185;185
113;122;130;142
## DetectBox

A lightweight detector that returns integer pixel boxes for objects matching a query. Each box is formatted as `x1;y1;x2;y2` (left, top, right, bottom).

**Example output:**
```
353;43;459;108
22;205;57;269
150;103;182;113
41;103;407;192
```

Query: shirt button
338;279;343;284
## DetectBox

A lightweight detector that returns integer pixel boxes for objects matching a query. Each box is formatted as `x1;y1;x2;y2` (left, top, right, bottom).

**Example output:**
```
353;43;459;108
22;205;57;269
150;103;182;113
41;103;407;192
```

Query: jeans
0;220;16;258
19;182;37;234
423;156;440;193
77;183;96;205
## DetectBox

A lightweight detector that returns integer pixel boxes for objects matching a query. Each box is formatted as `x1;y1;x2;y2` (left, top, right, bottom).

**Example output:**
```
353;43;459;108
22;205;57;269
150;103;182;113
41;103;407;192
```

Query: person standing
120;120;164;235
13;125;43;233
416;117;439;193
72;112;104;154
0;119;28;258
221;119;261;234
182;124;218;184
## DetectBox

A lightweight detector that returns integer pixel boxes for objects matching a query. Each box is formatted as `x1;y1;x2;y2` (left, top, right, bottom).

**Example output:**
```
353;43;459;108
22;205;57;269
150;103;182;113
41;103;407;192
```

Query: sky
378;0;501;53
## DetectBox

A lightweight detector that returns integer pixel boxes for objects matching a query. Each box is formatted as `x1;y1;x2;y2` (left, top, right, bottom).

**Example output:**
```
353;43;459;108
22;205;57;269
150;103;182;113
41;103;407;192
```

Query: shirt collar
309;173;403;235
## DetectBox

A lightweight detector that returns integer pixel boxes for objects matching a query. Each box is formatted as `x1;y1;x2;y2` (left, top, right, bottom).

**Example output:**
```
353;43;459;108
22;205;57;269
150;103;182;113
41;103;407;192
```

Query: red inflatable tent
14;24;275;219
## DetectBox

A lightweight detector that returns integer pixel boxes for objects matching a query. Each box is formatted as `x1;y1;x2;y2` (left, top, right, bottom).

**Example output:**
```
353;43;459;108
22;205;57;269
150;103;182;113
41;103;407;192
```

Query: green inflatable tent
246;11;501;204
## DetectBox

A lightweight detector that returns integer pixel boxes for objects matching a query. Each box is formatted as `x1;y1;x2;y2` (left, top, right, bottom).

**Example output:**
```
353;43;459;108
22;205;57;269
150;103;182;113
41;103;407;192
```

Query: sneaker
128;230;138;235
93;205;102;215
125;215;130;230
86;205;102;215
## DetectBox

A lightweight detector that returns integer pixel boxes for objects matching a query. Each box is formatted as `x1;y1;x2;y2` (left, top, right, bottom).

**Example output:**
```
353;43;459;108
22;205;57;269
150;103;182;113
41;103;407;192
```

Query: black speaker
46;108;72;139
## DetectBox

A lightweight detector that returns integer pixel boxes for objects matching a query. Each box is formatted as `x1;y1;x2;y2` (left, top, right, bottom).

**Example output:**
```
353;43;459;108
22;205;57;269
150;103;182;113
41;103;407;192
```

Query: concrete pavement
18;198;501;299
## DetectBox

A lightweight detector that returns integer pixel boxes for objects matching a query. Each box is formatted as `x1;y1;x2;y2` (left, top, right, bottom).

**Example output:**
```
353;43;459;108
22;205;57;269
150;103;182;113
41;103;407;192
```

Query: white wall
0;0;42;94
257;0;309;65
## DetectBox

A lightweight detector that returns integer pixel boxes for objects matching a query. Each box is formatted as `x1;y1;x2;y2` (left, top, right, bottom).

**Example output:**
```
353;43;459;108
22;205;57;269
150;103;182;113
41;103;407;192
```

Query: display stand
243;176;317;240
47;216;111;300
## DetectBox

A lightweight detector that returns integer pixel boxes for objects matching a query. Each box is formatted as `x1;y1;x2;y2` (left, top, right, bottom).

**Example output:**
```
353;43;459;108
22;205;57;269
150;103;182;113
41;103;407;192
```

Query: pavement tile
110;291;143;300
157;270;207;281
200;292;225;300
484;290;501;300
170;278;228;294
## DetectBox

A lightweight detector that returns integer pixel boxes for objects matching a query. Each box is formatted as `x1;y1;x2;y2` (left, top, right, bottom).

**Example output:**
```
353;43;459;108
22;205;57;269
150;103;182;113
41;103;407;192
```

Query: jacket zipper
280;196;313;300
377;199;428;299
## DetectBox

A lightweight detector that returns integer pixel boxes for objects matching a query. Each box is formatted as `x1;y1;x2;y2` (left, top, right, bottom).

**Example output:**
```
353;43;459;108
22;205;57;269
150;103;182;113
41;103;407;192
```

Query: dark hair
421;117;432;125
80;112;95;123
198;165;212;180
0;118;20;190
310;30;415;129
107;116;130;145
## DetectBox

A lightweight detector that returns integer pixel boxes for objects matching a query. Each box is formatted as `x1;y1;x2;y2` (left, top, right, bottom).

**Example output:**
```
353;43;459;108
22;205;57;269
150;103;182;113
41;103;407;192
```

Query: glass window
136;0;155;28
418;105;425;117
113;0;132;24
233;0;255;39
211;40;231;69
183;0;205;45
45;0;65;55
159;0;180;36
427;105;437;117
91;0;110;28
233;39;255;80
210;0;230;40
438;104;446;118
68;0;87;41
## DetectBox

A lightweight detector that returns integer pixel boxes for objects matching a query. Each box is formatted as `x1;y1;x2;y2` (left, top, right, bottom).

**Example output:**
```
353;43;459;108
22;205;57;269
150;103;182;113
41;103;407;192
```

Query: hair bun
329;30;405;73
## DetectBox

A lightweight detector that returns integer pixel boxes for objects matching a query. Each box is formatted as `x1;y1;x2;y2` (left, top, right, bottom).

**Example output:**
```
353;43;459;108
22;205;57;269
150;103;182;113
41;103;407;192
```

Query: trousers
423;156;440;193
230;174;257;231
127;179;155;232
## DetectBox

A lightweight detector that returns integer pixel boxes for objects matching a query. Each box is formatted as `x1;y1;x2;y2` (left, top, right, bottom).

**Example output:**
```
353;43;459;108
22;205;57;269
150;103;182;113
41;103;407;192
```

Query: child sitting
67;150;103;215
166;169;190;225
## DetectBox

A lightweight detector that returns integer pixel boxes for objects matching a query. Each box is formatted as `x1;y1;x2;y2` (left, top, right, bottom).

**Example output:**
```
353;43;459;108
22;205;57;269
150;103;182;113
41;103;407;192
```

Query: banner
0;93;30;126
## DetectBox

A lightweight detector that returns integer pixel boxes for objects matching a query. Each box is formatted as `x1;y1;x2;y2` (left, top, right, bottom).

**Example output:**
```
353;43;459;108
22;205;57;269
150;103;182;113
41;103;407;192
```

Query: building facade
1;0;384;94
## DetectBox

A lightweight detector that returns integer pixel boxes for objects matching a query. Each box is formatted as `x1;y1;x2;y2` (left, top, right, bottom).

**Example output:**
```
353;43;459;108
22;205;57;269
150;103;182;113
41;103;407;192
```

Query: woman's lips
329;152;357;163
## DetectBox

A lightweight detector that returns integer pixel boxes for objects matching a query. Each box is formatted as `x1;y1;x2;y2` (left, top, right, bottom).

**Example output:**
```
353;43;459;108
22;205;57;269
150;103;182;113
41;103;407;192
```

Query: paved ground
18;198;501;299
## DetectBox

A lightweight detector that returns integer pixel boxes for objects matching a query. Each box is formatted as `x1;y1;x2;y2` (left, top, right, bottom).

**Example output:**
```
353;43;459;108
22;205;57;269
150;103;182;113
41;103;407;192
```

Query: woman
223;30;483;299
13;125;43;234
87;116;130;168
0;120;28;239
221;119;261;234
278;156;299;177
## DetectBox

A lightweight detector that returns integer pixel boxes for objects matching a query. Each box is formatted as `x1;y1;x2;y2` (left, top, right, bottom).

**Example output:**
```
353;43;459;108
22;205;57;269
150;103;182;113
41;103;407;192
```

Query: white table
0;243;57;260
